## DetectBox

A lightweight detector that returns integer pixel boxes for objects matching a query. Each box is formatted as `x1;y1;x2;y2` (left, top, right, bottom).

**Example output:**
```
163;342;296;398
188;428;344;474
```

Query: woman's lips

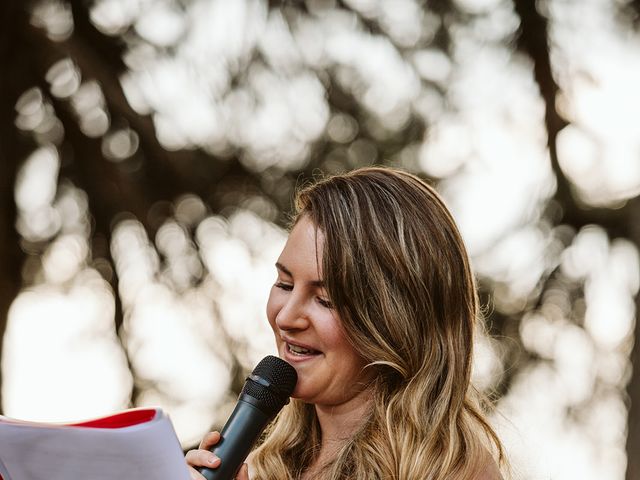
281;337;322;361
287;342;320;355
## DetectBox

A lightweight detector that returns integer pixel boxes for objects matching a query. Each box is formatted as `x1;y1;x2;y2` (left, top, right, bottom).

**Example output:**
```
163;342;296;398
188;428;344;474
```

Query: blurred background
1;0;640;478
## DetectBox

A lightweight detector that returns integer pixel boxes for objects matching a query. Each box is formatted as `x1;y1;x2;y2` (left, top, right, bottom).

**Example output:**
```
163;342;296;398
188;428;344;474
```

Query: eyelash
274;282;333;309
317;297;333;309
274;282;293;291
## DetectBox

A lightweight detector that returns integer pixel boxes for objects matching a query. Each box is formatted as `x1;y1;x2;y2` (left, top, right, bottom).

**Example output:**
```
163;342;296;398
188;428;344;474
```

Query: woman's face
267;216;370;406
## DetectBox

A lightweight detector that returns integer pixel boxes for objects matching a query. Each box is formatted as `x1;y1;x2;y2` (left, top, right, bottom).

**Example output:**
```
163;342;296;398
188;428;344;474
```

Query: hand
184;431;250;480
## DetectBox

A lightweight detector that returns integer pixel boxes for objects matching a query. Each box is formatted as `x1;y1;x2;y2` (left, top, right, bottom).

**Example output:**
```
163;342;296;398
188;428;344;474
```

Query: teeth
288;343;315;355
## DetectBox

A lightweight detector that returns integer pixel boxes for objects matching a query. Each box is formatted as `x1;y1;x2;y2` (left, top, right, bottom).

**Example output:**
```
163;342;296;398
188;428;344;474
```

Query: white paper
0;410;190;480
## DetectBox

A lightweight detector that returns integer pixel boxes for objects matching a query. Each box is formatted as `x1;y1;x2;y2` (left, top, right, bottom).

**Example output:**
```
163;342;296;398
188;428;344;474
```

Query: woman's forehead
279;217;325;275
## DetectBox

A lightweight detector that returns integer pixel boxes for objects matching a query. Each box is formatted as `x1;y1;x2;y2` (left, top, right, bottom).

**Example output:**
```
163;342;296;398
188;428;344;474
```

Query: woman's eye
317;297;333;309
274;282;293;291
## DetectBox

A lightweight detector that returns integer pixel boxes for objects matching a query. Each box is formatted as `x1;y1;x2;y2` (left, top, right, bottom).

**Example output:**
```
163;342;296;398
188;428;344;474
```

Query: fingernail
209;455;220;465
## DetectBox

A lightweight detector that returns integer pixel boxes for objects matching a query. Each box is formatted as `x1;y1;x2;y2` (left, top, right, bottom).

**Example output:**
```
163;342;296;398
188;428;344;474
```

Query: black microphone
197;355;298;480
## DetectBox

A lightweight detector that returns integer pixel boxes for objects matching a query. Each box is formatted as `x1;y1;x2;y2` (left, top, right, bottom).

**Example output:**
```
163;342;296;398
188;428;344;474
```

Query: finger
198;431;221;450
185;449;221;469
236;463;250;480
187;466;205;480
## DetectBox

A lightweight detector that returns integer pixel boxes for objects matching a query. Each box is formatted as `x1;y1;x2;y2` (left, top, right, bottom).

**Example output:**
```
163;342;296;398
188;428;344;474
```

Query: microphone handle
198;396;272;480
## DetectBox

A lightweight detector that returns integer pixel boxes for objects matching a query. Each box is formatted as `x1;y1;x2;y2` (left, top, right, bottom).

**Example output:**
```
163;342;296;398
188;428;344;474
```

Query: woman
187;167;505;479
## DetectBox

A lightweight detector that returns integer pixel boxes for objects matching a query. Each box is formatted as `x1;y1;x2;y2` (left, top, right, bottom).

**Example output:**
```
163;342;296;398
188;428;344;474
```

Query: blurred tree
0;0;32;416
514;2;640;478
1;0;639;477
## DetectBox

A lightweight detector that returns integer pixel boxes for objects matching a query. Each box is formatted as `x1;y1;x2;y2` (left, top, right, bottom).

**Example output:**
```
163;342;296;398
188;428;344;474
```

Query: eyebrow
275;262;324;287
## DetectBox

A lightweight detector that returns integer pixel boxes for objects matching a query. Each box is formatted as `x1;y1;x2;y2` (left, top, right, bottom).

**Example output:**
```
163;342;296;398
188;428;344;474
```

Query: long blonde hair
252;167;504;479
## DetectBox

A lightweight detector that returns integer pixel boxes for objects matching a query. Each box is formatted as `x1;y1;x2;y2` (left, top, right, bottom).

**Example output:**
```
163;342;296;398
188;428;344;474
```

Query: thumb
236;463;250;480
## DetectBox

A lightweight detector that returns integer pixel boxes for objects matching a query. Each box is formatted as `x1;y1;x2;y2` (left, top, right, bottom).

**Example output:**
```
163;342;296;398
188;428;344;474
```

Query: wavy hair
251;167;504;479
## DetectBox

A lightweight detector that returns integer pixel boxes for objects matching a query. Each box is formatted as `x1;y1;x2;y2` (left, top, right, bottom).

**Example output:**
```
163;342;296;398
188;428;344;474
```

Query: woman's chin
290;384;314;403
290;387;305;401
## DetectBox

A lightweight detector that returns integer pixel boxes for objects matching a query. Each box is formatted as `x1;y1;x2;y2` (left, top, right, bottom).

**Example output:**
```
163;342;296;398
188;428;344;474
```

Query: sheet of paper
0;410;190;480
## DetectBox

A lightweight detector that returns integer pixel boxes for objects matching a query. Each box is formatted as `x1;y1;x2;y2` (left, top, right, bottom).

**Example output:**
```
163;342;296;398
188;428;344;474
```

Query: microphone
198;355;298;480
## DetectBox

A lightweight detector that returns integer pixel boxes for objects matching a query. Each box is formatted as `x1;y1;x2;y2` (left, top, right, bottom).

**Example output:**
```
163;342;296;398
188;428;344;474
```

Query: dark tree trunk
625;200;640;480
0;0;34;414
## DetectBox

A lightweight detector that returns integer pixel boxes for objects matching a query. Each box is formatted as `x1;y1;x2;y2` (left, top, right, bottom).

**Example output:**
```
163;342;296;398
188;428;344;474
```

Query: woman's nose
275;296;310;331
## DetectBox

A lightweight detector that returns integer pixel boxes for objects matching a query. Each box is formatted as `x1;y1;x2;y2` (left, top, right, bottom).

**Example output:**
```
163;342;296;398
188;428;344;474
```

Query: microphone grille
252;355;298;393
241;356;297;414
